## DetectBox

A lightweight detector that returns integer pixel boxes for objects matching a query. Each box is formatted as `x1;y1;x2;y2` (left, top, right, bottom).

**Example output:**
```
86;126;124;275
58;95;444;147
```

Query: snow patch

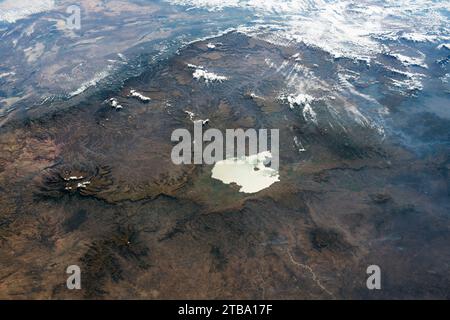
0;0;55;23
129;89;151;102
109;98;123;110
284;93;317;124
184;110;209;125
191;65;228;83
69;69;111;97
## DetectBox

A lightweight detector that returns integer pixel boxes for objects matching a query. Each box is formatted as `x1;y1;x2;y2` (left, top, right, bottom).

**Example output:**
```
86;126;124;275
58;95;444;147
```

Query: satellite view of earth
0;0;449;299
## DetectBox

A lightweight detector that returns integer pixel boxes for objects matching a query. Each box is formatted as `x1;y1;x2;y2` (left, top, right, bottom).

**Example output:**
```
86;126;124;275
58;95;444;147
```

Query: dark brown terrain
0;32;449;299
